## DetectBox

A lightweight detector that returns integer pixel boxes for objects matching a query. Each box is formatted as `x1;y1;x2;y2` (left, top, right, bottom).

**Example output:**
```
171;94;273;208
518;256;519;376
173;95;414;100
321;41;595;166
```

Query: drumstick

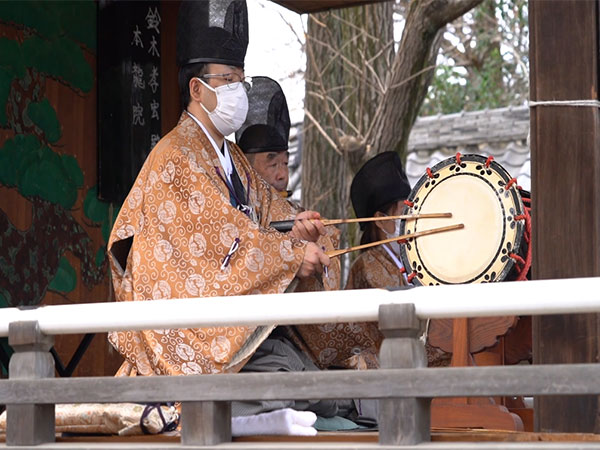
322;212;452;226
326;223;465;258
269;213;452;232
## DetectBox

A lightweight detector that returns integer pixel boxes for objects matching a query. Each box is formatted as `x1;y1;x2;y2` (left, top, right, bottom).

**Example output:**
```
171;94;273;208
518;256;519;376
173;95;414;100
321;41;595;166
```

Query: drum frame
399;154;526;285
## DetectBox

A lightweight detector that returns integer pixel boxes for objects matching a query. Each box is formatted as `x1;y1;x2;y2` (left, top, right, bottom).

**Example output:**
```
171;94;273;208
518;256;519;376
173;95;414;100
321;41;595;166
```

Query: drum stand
429;316;533;431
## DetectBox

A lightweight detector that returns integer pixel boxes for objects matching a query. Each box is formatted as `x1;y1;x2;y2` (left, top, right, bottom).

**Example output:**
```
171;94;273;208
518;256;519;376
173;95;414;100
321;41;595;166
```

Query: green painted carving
21;36;93;93
0;69;12;127
48;256;77;294
0;38;26;78
84;185;120;244
84;185;110;223
0;135;83;209
0;1;96;51
0;1;117;308
0;198;108;306
27;99;61;143
96;246;106;268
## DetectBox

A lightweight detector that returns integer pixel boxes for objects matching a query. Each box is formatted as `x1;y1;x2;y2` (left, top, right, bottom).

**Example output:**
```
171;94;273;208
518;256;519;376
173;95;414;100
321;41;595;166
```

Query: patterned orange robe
279;246;391;371
345;245;406;290
107;113;307;376
251;195;378;370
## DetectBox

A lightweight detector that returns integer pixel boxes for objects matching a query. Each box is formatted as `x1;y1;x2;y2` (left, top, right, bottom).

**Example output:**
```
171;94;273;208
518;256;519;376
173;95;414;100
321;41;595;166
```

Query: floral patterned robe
107;113;307;376
280;245;392;371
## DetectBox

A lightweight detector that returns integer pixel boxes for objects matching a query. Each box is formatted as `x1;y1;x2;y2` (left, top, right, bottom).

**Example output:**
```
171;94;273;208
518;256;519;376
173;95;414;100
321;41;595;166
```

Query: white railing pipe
0;277;599;337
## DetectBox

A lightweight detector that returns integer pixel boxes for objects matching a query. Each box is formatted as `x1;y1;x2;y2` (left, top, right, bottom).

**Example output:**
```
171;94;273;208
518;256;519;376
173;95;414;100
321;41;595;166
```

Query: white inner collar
186;110;233;182
382;244;410;285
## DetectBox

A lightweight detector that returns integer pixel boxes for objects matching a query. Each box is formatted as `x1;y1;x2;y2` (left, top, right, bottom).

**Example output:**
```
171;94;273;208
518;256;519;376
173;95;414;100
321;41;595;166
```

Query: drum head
399;154;525;285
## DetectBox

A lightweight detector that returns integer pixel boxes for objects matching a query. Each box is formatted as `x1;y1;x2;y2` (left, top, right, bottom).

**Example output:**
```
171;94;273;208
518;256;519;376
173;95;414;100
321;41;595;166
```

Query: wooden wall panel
0;0;179;377
529;0;600;432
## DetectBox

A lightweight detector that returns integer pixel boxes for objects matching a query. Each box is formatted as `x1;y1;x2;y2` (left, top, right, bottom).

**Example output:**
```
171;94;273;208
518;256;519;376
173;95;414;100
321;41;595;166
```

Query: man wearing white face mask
106;0;331;379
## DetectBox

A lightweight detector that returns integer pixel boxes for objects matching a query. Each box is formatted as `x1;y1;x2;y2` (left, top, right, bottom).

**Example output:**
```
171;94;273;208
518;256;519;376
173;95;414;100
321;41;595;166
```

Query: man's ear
189;77;203;103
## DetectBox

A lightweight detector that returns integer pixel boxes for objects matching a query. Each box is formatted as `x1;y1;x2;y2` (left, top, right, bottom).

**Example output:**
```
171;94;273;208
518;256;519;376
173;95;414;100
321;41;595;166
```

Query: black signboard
98;0;162;202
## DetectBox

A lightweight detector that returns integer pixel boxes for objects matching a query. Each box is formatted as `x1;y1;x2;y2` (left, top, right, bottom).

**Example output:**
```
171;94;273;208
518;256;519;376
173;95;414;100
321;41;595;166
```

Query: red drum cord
510;189;532;281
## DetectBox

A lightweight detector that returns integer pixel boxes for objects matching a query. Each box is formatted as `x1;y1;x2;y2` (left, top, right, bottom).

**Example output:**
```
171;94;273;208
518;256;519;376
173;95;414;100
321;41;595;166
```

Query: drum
399;153;531;285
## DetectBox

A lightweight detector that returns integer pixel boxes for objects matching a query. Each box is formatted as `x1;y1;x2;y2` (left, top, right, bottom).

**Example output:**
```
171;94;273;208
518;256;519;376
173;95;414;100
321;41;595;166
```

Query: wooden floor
3;429;600;449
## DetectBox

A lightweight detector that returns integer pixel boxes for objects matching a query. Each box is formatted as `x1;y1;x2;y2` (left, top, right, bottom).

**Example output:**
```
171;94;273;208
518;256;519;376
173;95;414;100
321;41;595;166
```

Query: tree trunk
301;0;484;283
366;0;484;157
302;2;394;219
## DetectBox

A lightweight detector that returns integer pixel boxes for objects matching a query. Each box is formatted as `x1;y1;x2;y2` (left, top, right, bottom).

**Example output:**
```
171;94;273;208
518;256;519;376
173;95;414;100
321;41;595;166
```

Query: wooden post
529;0;600;433
6;321;55;446
378;303;430;445
181;401;231;446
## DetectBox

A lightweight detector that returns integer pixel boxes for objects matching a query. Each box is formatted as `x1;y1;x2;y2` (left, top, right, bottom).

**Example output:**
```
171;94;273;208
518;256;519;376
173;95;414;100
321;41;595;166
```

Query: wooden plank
1;364;600;405
3;430;600;449
1;430;598;443
529;0;600;433
272;0;390;14
3;439;600;449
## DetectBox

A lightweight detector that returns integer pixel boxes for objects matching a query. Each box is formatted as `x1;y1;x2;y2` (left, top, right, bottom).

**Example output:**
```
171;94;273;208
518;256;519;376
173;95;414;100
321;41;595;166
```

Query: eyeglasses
200;73;253;92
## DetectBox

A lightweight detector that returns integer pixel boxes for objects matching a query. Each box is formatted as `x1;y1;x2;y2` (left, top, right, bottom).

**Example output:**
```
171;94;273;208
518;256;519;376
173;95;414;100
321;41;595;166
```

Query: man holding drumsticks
106;0;330;379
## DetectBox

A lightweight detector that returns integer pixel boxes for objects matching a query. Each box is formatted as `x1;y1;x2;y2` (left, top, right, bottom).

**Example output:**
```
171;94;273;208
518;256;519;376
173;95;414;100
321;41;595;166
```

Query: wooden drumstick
326;223;465;258
269;212;452;232
322;212;452;226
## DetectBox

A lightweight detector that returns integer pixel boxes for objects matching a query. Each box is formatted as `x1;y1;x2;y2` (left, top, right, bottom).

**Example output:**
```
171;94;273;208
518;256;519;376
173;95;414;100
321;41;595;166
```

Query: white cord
529;99;600;108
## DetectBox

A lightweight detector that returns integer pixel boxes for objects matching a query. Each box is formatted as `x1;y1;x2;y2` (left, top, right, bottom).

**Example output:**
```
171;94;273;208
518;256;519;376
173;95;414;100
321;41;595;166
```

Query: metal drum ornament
399;154;528;285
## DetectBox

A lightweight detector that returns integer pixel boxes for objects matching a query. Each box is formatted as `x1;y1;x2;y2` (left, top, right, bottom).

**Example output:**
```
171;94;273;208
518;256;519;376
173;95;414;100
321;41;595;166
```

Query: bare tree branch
304;109;342;156
307;91;362;136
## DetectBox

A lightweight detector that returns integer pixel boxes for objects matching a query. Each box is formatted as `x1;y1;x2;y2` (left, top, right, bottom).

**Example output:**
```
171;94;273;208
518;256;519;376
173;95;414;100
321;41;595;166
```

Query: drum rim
399;154;525;285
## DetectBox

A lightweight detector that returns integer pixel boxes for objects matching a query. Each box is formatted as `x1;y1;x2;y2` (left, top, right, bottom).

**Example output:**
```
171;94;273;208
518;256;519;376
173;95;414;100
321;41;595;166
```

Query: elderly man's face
249;151;289;192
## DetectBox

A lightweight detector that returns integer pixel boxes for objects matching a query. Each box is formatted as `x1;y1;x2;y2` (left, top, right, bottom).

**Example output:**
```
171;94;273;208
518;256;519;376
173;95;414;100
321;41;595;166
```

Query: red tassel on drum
511;191;532;281
505;178;518;190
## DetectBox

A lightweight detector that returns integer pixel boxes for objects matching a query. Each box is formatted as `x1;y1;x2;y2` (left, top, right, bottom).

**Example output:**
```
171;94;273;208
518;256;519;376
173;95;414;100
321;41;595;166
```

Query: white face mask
382;218;402;256
196;77;249;137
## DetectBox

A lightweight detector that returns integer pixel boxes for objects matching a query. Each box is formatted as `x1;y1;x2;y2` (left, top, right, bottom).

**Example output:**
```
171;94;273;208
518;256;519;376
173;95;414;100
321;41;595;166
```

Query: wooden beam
1;364;600;405
271;0;391;14
529;0;600;433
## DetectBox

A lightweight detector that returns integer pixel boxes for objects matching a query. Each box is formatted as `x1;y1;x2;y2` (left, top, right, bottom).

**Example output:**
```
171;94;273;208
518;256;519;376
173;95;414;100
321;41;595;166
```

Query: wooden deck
3;430;600;449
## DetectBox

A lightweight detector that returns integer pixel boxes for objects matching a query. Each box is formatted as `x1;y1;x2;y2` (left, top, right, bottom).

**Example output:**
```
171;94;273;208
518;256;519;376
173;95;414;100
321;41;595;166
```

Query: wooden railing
1;278;600;448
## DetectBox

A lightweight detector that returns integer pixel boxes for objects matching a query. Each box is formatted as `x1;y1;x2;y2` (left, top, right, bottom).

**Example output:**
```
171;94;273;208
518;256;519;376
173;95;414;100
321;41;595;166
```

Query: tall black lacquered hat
177;0;249;68
351;151;412;230
235;76;290;153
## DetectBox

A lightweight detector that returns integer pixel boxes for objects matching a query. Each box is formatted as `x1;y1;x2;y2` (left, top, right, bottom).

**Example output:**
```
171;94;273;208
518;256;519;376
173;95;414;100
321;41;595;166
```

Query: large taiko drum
399;153;530;285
